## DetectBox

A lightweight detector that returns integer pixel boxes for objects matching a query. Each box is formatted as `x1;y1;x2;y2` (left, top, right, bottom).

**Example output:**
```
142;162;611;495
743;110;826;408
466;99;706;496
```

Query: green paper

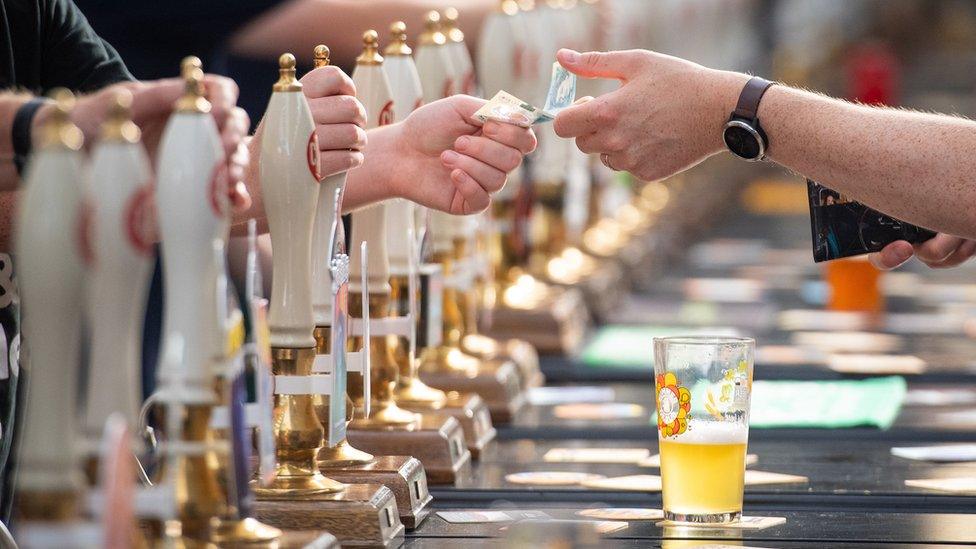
652;377;907;430
580;325;740;369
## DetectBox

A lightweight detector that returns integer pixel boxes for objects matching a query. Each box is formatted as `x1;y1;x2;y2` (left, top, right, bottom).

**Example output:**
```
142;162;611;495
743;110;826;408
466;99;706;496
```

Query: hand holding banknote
475;62;579;127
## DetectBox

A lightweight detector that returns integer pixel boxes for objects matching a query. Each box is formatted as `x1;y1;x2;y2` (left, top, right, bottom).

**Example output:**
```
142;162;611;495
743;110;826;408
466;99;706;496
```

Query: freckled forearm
734;79;976;239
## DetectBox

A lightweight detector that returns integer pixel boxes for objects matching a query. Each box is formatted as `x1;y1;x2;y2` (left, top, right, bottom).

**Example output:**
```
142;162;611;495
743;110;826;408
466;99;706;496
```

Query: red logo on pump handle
124;182;157;256
308;131;322;180
208;161;228;217
378;101;395;127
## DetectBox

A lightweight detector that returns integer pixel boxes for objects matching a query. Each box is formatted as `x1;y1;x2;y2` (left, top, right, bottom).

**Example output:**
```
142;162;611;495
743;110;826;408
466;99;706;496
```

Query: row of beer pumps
12;2;681;546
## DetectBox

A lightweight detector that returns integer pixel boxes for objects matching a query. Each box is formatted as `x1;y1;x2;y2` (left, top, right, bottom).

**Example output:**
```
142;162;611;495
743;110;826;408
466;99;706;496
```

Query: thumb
557;48;641;80
869;240;914;271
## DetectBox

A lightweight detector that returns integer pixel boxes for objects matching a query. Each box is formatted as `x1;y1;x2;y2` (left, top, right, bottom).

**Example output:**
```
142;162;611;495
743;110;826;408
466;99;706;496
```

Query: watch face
724;123;762;160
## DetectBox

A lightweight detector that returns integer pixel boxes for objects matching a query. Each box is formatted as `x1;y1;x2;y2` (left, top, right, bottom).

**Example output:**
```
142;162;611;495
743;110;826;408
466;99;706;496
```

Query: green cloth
580;325;739;369
652;377;907;430
748;377;907;429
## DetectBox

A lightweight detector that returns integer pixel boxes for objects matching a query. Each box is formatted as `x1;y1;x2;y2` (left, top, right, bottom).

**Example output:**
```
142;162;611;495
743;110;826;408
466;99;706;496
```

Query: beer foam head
671;421;748;444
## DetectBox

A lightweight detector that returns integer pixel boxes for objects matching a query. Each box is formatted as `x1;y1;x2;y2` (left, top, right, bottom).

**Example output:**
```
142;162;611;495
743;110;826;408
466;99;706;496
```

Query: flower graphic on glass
656;372;691;437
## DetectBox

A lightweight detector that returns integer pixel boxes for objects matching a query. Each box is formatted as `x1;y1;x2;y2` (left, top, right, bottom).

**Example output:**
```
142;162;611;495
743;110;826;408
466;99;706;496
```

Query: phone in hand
807;179;936;262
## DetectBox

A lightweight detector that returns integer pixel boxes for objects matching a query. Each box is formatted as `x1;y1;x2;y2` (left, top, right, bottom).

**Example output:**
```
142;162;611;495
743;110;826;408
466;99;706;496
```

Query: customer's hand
870;235;976;270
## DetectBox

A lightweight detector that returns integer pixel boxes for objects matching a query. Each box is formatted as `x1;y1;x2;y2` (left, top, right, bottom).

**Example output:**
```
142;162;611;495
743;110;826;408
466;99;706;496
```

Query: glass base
664;510;741;524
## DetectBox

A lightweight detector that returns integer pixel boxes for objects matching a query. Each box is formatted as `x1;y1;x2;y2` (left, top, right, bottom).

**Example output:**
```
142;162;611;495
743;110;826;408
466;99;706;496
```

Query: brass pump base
348;401;420;431
317;438;375;469
461;334;546;390
485;281;589;356
321;455;432;529
254;347;345;500
393;376;449;409
401;392;497;459
210;516;282;545
253;483;403;547
419;348;525;424
348;415;472;485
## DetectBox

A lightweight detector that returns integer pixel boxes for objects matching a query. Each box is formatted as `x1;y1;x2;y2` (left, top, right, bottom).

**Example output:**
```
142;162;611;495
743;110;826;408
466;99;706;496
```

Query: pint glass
653;336;755;523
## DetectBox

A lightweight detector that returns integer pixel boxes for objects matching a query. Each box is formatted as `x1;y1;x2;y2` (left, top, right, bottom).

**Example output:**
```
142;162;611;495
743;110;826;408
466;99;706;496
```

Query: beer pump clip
309;188;373;441
209;220;276;485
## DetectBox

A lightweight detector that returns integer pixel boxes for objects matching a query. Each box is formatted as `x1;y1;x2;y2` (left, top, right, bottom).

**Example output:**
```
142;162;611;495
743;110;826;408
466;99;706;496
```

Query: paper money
474;62;577;127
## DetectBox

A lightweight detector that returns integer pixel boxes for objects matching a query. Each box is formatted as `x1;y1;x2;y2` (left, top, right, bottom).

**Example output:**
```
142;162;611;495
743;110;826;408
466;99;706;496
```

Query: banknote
473;90;541;128
540;62;577;120
474;61;577;127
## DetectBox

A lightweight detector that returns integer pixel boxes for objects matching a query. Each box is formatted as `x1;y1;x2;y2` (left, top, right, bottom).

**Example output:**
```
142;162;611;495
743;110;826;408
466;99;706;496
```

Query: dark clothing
74;0;279;127
0;0;133;524
0;0;133;92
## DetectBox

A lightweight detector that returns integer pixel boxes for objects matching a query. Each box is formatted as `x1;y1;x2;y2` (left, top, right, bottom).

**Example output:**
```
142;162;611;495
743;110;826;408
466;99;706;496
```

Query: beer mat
918;283;976;303
747;377;906;429
885;312;966;335
778;309;870;332
827;354;927;375
892;444;976;462
656;516;787;530
904;388;976;406
499;519;628;534
791;331;902;353
505;471;606;486
526;386;615;406
544;448;650;464
437;510;551;523
638;453;758;468
688;239;767;268
576;508;664;521
682;278;765;303
581;326;741;369
933;409;976;427
755;345;826;366
905;477;976;493
580;474;662;492
743;470;808;485
553;403;645;420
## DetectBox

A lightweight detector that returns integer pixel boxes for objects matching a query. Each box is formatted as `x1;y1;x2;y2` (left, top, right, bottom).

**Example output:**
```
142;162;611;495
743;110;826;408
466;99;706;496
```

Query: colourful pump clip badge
807;179;935;262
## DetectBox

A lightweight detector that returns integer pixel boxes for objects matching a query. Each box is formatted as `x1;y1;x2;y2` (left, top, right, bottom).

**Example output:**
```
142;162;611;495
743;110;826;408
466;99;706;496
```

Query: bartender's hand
553;48;746;181
376;95;537;215
870;235;976;270
37;76;252;213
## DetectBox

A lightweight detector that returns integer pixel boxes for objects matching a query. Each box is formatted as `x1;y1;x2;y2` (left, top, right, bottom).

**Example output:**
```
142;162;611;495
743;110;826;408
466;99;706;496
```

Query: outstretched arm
553;48;976;266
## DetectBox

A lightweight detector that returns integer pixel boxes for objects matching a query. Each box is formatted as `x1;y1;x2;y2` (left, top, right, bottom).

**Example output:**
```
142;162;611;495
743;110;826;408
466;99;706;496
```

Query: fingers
441;148;507;195
308;95;367;127
202;75;240;124
869;241;915;270
301;65;357;99
554;95;616;138
319;150;365;177
556;48;644;80
922;238;976;269
482;121;537;155
448;169;492;214
914;233;965;264
454;134;523;174
316;123;367;152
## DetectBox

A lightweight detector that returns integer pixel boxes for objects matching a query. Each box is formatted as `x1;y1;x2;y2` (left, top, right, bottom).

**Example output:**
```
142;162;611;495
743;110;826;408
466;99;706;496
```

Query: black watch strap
12;98;49;176
733;76;775;121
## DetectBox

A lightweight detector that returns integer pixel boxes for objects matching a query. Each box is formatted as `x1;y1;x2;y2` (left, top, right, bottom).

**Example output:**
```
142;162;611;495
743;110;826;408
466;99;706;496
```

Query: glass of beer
653;336;754;524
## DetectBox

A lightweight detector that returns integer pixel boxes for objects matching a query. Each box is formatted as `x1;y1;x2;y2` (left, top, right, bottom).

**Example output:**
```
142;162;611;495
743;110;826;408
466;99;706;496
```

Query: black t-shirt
0;0;133;92
0;0;133;524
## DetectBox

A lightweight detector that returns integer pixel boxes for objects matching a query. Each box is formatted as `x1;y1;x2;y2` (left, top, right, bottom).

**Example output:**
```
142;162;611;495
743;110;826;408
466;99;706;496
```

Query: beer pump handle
349;30;395;293
14;88;87;496
311;44;351;326
261;53;321;349
155;61;228;401
84;90;154;440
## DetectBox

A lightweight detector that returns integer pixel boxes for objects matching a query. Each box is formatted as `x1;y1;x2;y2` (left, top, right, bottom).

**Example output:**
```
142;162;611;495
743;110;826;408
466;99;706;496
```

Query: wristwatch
12;98;50;175
723;76;775;161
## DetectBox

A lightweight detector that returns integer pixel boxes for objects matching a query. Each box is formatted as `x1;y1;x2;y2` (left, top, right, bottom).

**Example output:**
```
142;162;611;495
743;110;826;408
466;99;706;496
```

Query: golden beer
660;437;747;520
654;336;754;524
